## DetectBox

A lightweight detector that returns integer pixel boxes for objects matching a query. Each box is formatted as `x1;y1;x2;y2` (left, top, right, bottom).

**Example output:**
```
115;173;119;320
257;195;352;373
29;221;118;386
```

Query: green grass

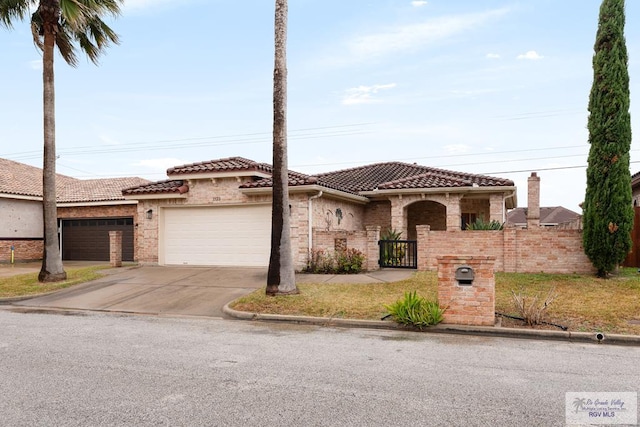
231;269;640;335
0;266;110;298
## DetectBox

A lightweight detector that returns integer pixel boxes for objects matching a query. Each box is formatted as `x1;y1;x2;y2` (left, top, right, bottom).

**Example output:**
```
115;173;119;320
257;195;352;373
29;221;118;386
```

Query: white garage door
163;205;271;267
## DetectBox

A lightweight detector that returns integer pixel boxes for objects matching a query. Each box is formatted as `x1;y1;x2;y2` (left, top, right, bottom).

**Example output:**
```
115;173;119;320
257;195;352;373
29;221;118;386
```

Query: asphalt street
0;309;638;427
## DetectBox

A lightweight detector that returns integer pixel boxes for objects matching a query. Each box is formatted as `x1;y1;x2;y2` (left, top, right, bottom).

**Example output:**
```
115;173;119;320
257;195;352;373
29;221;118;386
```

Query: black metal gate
378;240;417;269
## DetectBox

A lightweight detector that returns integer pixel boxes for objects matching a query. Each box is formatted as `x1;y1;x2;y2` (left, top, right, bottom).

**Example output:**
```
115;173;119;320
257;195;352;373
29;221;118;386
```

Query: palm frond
55;25;79;67
0;0;34;28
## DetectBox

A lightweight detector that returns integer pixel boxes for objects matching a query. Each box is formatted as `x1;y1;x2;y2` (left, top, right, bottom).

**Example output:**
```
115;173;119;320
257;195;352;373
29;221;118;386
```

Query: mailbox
455;265;474;285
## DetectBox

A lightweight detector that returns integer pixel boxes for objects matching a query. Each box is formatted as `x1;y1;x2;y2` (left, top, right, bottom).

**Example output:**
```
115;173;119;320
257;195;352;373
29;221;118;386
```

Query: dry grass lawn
0;266;109;298
231;270;640;335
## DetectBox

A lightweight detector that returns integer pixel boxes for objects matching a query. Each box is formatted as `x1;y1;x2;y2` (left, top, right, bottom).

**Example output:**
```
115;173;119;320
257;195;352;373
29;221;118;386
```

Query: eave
0;192;42;202
360;186;518;209
122;193;189;201
240;184;369;204
57;200;138;207
167;171;271;180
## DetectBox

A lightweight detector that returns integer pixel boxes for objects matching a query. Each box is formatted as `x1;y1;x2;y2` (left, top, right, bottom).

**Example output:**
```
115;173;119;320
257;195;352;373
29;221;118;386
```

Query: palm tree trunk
266;0;296;296
38;5;66;282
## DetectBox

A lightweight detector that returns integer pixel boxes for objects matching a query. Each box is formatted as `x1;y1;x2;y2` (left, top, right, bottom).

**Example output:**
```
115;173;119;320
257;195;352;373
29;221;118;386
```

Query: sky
1;0;639;212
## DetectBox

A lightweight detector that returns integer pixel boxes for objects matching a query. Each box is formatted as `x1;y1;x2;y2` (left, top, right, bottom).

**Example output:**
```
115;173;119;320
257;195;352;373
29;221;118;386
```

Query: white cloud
486;53;501;59
133;158;188;171
443;144;471;154
29;60;42;70
517;50;544;60
411;1;428;7
342;83;397;105
347;8;509;61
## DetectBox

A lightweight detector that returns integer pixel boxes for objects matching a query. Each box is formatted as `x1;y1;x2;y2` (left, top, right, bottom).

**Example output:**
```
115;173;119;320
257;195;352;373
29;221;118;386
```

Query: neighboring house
123;157;517;269
506;206;581;228
624;171;640;267
0;157;148;263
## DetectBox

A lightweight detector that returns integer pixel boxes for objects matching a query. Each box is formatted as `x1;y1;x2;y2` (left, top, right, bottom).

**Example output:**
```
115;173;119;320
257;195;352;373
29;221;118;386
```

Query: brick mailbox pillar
437;256;495;326
109;231;123;268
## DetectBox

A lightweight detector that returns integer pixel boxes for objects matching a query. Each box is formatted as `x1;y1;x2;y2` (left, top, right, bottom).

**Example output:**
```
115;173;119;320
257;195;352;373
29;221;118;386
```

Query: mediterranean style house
123;156;517;269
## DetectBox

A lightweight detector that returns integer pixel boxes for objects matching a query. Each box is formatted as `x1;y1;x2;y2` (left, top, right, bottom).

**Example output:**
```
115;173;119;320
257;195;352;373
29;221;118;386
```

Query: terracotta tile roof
0;157;149;202
167;156;272;176
317;162;514;193
59;177;151;203
507;207;581;225
122;180;189;196
239;170;318;190
0;157;76;198
125;158;515;197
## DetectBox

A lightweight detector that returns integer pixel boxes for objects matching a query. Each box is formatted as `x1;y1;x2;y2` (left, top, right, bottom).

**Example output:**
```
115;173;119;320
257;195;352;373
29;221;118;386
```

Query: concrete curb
222;304;640;347
0;265;139;305
0;290;62;304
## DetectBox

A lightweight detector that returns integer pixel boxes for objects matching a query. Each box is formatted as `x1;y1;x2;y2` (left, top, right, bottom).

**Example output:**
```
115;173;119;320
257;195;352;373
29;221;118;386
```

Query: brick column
527;172;541;228
390;196;406;237
366;226;381;271
445;194;462;231
109;231;123;268
416;224;431;271
489;194;504;223
437;255;495;326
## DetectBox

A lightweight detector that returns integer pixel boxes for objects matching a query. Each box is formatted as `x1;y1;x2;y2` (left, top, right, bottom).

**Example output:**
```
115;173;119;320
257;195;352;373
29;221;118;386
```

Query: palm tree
1;0;122;282
266;0;297;296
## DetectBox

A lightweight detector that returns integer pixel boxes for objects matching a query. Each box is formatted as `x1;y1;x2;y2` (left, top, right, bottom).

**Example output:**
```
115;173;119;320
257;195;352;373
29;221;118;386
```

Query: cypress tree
583;0;633;277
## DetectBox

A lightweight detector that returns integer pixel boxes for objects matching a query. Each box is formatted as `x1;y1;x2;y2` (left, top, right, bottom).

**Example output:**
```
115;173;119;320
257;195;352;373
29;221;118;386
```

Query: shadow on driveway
13;266;267;318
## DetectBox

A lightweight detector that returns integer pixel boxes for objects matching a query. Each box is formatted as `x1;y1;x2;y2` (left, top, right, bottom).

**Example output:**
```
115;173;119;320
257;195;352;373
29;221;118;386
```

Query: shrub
335;248;366;274
510;287;557;326
381;228;403;241
305;248;365;274
466;218;504;230
385;291;445;329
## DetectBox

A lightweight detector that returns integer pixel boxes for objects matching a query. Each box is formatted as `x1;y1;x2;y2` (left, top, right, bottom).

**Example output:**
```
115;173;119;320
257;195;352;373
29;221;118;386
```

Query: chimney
527;172;540;228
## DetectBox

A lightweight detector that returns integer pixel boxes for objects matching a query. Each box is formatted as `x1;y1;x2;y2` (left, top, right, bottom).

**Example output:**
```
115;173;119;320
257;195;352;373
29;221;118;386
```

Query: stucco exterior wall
0;199;42;238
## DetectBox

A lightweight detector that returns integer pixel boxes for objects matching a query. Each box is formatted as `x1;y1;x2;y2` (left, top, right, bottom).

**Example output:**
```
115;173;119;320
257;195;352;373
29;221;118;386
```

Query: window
461;213;477;230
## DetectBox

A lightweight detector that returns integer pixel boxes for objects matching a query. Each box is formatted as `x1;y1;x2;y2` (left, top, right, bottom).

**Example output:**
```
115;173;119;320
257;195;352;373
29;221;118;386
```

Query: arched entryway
406;201;446;239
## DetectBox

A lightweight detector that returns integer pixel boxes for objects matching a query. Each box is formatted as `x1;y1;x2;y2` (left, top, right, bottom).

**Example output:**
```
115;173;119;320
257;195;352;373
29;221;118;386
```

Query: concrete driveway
11;265;414;318
13;266;267;318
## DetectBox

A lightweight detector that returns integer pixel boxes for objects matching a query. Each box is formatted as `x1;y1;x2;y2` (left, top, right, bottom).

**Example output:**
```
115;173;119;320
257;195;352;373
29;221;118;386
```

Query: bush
385;291;445;329
305;248;365;274
510;287;557;326
465;218;504;230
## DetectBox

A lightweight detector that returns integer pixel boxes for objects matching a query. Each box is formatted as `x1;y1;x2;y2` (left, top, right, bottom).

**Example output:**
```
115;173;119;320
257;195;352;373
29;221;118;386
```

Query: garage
162;205;271;267
61;218;134;261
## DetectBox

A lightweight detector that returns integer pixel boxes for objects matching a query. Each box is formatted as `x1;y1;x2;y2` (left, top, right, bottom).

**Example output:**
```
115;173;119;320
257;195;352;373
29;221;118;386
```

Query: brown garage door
62;218;134;261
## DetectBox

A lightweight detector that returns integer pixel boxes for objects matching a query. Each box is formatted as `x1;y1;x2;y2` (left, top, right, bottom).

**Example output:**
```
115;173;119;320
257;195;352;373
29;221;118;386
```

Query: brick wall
0;240;43;263
460;198;490;221
416;225;594;274
313;229;368;254
364;200;391;231
57;204;137;219
407;201;446;239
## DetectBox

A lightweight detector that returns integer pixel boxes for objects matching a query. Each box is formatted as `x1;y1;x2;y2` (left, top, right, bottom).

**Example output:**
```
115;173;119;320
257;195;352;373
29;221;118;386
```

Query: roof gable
167;156;272;177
